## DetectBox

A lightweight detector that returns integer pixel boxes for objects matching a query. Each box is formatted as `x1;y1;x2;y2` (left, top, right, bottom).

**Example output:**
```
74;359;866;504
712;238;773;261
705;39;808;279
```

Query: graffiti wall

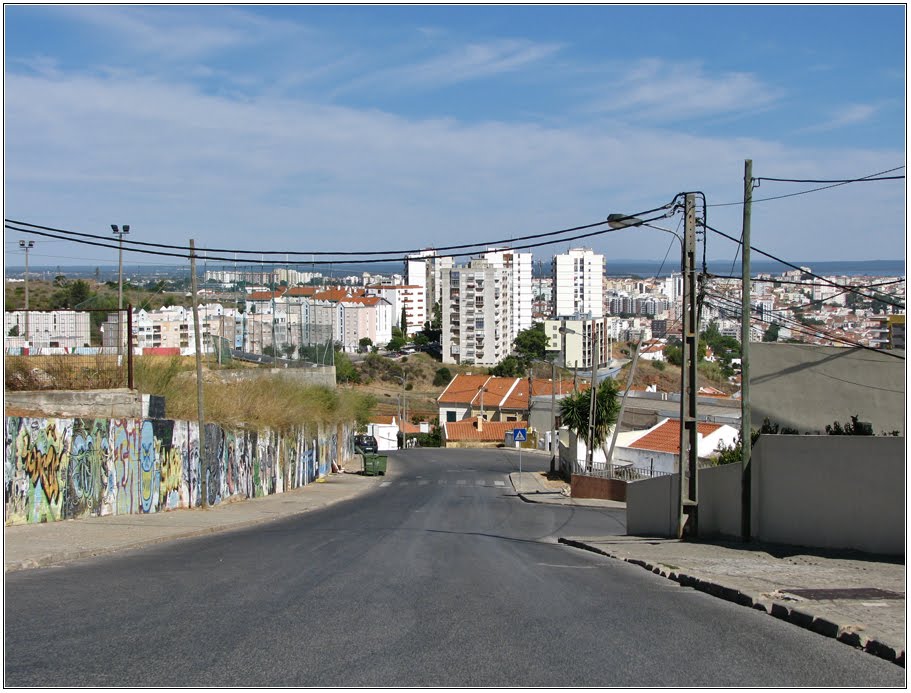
4;416;351;525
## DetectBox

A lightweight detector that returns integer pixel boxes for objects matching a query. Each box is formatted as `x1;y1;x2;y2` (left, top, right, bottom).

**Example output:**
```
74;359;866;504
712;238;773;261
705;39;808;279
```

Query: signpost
513;428;527;473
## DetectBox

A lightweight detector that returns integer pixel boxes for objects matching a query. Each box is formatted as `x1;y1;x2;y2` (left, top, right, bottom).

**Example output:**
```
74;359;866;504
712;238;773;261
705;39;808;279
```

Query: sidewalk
510;471;905;668
509;470;626;509
4;467;381;574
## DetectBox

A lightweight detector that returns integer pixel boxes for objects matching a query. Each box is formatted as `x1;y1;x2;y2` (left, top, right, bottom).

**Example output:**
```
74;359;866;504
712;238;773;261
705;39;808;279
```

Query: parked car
353;434;378;454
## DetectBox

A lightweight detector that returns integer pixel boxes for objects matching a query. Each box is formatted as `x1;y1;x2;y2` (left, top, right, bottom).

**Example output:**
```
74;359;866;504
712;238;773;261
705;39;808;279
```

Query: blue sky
4;4;906;269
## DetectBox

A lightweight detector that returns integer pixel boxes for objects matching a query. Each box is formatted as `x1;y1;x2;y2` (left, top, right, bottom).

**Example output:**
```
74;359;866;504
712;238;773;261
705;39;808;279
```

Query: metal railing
573;461;673;482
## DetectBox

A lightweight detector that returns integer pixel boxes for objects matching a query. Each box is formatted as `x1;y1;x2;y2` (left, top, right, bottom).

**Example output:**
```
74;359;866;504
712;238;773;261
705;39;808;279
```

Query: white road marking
418;480;430;486
476;479;486;486
380;482;391;487
494;480;506;487
456;480;467;485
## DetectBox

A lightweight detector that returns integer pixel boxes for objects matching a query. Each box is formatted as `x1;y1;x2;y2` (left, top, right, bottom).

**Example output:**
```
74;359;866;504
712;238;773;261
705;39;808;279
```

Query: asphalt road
5;449;904;687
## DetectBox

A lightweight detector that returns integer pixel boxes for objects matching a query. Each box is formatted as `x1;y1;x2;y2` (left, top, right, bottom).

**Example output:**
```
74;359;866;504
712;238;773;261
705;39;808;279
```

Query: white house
611;418;739;475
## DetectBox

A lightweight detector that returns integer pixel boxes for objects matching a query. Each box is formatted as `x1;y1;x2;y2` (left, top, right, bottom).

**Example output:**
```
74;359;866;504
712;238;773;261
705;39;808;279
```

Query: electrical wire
705;223;906;309
6;203;673;259
702;289;904;359
755;175;904;184
709;165;905;208
6;213;672;266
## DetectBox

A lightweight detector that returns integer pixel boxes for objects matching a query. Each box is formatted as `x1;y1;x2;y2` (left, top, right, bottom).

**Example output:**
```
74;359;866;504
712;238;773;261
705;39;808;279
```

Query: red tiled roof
371;415;396;426
445;417;528;442
285;287;318;297
438;374;493;404
629;419;723;454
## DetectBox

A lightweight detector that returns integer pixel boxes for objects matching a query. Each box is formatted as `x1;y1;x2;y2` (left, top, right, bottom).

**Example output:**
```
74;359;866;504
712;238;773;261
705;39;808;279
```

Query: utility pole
586;323;598;472
190;240;208;508
18;240;34;346
741;160;754;541
606;330;644;469
678;193;699;539
550;358;557;475
112;225;130;355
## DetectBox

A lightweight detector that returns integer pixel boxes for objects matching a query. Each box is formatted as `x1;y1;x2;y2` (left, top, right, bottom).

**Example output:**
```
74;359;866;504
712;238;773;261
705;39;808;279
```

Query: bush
433;367;452;387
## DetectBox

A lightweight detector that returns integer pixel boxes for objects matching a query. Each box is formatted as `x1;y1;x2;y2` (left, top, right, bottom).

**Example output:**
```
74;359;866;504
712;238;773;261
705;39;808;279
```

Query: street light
112;224;130;354
19;240;34;345
609;197;701;539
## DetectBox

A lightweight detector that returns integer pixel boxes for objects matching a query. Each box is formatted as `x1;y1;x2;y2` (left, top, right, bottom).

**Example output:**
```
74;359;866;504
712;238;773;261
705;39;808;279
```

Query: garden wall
4;415;353;526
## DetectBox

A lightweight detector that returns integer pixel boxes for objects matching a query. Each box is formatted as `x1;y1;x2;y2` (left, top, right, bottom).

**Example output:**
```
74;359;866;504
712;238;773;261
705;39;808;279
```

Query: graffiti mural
4;415;341;526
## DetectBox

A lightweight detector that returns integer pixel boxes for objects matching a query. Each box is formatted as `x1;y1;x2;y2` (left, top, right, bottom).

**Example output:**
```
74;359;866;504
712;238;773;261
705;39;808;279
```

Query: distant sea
5;258;906;279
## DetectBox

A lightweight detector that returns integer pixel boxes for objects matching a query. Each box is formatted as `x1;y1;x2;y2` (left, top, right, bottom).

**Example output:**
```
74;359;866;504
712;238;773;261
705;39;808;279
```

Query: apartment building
441;259;512;366
4;310;91;348
552;248;604;318
406;249;454;316
479;247;533;337
543;315;612;371
365;284;426;336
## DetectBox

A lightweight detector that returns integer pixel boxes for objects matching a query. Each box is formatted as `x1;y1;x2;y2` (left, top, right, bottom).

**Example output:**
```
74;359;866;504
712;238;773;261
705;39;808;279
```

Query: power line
709;165;905;208
6;213;670;266
702;289;904;359
6;203;672;259
705;224;906;309
755;175;904;184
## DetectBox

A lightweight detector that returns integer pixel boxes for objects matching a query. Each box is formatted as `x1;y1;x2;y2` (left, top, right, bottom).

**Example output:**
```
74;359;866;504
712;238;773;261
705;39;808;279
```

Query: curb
558;538;905;668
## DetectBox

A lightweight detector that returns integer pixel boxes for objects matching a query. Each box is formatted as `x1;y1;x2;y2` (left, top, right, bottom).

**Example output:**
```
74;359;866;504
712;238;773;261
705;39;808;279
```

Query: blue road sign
513;428;527;442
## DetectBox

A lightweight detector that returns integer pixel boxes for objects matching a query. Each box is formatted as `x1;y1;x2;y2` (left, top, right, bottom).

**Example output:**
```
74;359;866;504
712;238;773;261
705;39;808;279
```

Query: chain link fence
5;309;132;391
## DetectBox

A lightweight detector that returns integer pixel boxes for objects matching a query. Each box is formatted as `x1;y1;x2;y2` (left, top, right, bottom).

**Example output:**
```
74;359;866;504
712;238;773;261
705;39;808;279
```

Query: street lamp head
112;224;130;235
19;240;34;249
607;213;644;230
123;225;130;234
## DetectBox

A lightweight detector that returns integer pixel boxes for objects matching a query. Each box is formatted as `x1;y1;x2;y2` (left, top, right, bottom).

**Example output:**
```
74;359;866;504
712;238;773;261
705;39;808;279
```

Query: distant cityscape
5;249;905;365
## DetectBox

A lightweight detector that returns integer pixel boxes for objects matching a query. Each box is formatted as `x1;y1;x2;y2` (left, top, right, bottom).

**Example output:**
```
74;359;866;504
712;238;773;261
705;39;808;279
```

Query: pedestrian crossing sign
513;428;527;442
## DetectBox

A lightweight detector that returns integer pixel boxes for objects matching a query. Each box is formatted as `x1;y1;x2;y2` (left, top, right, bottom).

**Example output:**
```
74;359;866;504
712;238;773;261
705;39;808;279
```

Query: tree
433;367;452;387
762;323;780;342
387;335;406;352
68;280;92;308
489;355;525;377
8;324;19;337
513;323;548;363
558;380;620;450
334;349;360;384
359;337;373;353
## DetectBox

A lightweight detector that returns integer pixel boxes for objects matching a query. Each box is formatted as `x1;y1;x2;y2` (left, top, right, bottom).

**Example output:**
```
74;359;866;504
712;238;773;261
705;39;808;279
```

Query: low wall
626;474;678;537
624;436;905;555
751;435;904;555
4;414;354;526
209;366;336;389
571;475;627;501
5;389;143;418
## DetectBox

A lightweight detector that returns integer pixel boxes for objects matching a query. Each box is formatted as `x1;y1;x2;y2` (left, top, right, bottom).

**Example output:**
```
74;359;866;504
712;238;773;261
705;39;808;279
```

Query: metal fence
4;309;132;391
572;461;674;482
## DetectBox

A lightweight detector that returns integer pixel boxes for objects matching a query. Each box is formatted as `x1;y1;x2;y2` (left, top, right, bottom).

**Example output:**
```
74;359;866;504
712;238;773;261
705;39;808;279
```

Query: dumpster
362;453;388;476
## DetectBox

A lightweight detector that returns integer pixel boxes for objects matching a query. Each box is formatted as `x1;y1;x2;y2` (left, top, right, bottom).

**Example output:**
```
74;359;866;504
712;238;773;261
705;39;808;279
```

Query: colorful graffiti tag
4;416;349;526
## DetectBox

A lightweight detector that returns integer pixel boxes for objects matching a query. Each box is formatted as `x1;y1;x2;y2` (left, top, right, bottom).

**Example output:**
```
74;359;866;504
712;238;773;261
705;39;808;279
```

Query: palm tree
558;380;621;450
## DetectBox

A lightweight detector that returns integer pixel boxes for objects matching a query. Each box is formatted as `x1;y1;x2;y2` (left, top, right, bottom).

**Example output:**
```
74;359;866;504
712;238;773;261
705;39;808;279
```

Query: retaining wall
4;415;353;526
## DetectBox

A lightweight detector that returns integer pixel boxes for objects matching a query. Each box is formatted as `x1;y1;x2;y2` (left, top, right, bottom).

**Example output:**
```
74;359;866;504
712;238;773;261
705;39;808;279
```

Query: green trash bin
363;453;387;476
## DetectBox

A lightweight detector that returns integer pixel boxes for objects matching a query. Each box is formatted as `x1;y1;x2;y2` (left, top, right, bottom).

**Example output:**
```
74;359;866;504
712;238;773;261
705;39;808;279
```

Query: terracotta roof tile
629;419;723;454
437;374;492;404
445;417;528;443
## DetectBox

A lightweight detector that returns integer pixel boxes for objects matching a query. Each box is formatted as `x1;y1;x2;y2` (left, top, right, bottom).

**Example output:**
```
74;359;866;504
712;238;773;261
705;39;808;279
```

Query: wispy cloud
798;103;879;133
51;5;305;62
583;58;784;124
334;39;562;95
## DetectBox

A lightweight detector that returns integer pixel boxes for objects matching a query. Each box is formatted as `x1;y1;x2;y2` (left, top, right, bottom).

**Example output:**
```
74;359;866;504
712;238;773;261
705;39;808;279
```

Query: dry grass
5;354;126;390
135;356;376;433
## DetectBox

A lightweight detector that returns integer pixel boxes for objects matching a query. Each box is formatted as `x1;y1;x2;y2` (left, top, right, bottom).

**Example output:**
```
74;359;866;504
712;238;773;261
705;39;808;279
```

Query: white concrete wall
697;462;742;539
626;473;678;538
367;423;399;451
625;435;905;555
751;435;904;555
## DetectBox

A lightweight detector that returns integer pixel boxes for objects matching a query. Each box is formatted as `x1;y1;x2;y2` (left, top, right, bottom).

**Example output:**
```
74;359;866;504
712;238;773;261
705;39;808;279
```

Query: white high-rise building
477;247;533;339
406;249;454;316
552;248;605;318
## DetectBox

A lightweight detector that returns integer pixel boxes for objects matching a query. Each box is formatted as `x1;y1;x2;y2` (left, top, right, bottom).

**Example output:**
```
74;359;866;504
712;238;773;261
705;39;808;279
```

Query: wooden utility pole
190;240;208;507
741;160;754;541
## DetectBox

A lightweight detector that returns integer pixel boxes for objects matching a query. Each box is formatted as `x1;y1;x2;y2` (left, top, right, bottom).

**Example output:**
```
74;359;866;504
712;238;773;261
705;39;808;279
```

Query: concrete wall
751;435;904;555
697;462;742;539
751;343;905;434
208;365;336;389
4;414;352;526
4;389;143;419
626;473;678;537
625;435;904;555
